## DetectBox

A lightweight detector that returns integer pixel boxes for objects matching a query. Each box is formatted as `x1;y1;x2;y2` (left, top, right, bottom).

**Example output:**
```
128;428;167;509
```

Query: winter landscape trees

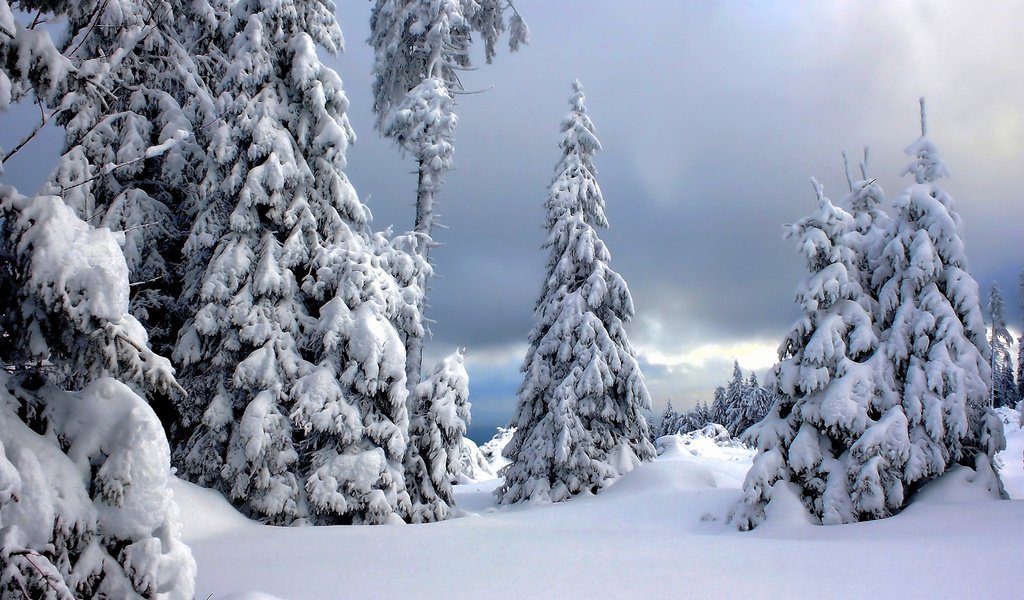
734;102;1006;529
655;361;774;440
2;1;1024;597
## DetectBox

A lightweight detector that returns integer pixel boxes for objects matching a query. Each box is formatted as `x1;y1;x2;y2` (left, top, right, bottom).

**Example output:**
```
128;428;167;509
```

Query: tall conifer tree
497;82;654;504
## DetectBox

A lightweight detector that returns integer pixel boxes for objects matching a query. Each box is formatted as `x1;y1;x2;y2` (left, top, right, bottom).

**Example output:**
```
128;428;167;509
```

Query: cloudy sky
4;1;1024;439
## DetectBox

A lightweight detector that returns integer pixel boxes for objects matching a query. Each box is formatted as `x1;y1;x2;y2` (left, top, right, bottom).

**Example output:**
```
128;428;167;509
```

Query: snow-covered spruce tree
873;100;1002;495
0;182;195;597
732;372;773;438
497;82;654;504
733;180;882;528
174;0;411;525
987;284;1016;408
657;400;678;438
709;385;727;426
722;360;746;435
404;350;471;522
369;0;528;389
691;400;712;432
45;0;216;365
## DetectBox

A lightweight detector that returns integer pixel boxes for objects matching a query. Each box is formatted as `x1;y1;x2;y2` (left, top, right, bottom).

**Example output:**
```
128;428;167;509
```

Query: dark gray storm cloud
3;1;1023;427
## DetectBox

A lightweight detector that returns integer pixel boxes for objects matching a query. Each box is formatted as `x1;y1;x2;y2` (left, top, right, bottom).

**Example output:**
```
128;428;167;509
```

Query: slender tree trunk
406;160;435;394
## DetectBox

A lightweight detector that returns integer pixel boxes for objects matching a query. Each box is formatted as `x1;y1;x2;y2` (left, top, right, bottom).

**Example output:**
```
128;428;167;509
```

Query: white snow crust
175;419;1024;598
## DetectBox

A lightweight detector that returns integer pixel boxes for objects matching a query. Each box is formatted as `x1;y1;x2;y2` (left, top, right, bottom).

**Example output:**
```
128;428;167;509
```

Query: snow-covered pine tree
404;350;471;522
657;400;678;438
709;385;728;426
368;0;528;389
497;82;654;504
732;372;772;438
692;400;712;431
722;360;746;435
45;0;216;365
987;284;1016;408
734;179;881;528
872;99;1002;493
173;0;411;525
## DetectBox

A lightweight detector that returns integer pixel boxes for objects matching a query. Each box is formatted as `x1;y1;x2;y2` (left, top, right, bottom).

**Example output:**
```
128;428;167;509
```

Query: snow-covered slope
175;417;1024;599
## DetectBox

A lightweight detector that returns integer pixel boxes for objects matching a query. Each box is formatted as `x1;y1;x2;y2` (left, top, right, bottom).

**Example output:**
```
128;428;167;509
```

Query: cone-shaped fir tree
734;180;881;528
404;350;471;522
497;82;654;504
173;0;411;525
872;100;1003;496
733;372;773;438
987;284;1016;408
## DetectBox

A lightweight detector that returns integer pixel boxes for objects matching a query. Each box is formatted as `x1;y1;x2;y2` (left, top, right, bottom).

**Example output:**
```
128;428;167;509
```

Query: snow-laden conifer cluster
735;103;1005;529
497;82;654;504
657;362;775;439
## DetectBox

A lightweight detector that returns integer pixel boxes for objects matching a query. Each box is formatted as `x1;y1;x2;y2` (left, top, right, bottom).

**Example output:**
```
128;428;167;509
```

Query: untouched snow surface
175;423;1024;599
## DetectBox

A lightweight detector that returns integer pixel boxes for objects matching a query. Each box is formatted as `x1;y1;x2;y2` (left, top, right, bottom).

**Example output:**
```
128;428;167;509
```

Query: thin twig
16;551;62;597
2;102;60;163
129;275;163;287
66;0;110;58
60;134;183;193
122;221;159;234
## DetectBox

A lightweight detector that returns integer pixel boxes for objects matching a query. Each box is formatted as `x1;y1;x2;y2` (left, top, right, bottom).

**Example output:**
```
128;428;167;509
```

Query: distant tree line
653;360;777;440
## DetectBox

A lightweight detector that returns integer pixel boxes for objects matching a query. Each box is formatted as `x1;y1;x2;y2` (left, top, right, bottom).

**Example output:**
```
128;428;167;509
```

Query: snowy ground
175;416;1024;599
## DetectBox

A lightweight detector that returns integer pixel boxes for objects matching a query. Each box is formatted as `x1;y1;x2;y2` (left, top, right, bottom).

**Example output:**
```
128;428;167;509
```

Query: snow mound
993;406;1024;498
455;437;496;483
479;426;515;473
176;409;1024;599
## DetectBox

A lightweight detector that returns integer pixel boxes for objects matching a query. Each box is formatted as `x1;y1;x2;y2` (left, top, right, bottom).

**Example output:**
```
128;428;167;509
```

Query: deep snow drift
174;415;1024;599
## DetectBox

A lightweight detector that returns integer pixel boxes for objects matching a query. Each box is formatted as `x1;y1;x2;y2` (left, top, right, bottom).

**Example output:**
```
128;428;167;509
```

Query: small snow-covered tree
404;350;471;522
987;284;1016;408
369;0;528;390
709;385;728;426
734;179;881;529
722;361;746;434
657;400;678;438
497;82;654;504
692;400;712;431
732;372;773;438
